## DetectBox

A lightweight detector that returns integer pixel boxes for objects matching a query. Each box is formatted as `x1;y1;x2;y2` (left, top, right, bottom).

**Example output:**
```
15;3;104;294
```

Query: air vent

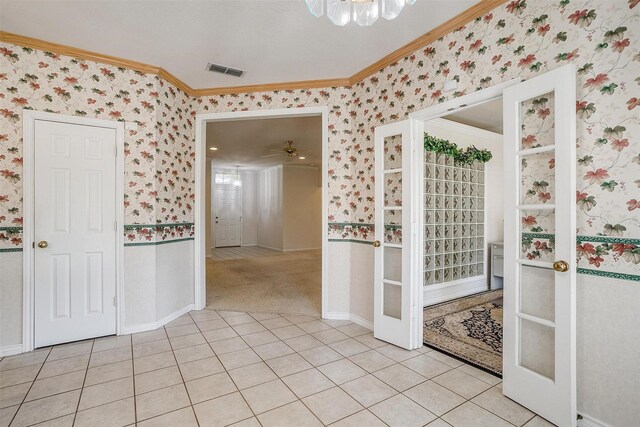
206;62;245;77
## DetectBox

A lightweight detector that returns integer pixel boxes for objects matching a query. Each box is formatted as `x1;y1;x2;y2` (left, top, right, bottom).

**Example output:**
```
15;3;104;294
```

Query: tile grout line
6;346;53;426
72;339;98;423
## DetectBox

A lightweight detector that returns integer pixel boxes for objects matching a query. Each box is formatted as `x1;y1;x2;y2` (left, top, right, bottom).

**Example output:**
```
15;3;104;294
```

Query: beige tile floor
0;308;556;427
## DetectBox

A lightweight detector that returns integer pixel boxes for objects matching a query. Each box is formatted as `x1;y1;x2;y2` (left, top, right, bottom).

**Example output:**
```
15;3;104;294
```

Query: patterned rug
423;290;503;375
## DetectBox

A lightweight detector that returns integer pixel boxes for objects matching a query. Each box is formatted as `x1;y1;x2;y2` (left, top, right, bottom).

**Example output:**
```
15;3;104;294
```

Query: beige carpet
206;249;321;316
423;290;503;375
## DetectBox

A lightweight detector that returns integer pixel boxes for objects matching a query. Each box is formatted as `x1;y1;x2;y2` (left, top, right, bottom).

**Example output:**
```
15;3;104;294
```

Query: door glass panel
520;265;555;322
383;247;402;282
384;209;402;244
520;91;555;150
384;172;402;207
383;283;402;319
519;318;555;381
521;209;555;262
520;152;555;205
384;134;402;170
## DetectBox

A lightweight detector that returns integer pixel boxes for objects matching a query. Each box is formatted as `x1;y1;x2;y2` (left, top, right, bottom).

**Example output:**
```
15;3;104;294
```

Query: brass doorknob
373;240;381;248
553;260;569;272
37;240;48;248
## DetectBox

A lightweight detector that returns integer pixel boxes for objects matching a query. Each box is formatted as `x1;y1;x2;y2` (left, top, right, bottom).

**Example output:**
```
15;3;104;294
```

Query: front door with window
34;120;117;347
214;174;242;247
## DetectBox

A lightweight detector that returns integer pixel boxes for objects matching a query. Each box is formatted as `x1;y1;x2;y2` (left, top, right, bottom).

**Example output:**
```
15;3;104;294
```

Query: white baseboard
121;304;195;335
256;244;283;251
349;314;373;331
323;312;373;331
578;414;612;427
324;311;350;321
0;344;24;357
424;278;488;306
283;247;322;252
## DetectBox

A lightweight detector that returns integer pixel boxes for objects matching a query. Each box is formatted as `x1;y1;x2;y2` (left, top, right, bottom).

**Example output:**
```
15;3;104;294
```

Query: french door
373;120;422;349
503;64;577;426
34;120;117;347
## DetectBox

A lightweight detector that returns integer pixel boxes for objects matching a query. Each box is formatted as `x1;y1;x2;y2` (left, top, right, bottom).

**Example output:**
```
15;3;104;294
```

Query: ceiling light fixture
305;0;415;26
210;147;218;151
299;156;306;160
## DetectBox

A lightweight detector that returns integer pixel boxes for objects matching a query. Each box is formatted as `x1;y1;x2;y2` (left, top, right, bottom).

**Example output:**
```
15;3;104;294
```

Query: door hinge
114;145;118;157
113;297;116;307
114;221;117;231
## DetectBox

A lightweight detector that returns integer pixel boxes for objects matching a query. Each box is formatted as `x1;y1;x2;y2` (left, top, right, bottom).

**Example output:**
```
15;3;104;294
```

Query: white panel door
373;120;421;350
34;120;117;347
214;184;241;247
503;64;576;426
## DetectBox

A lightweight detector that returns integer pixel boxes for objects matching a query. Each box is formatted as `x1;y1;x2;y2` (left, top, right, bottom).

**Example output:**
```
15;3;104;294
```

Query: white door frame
22;110;126;353
194;107;330;317
406;79;520;347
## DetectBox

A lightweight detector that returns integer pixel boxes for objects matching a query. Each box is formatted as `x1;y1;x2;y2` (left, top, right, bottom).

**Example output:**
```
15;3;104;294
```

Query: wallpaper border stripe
124;222;194;230
124;237;194;247
576;268;640;282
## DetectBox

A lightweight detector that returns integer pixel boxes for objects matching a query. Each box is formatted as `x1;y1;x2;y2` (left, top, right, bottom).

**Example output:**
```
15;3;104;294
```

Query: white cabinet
490;242;504;289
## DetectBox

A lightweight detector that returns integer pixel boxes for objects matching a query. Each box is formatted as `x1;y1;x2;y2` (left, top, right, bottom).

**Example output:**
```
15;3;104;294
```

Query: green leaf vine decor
424;133;493;164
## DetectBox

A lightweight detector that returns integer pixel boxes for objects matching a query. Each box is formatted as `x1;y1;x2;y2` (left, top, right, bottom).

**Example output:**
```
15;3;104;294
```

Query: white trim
427;117;504;139
324;312;350;321
409;79;521;122
195;107;330;317
0;344;24;357
283;247;322;252
21;110;125;353
423;277;488;306
121;303;195;335
577;414;612;427
349;314;373;331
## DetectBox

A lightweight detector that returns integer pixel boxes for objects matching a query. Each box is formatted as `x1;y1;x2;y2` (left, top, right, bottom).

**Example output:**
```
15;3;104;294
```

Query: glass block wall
424;152;485;286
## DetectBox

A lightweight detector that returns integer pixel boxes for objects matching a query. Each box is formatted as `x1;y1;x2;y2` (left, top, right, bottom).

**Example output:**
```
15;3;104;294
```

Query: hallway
207;249;322;316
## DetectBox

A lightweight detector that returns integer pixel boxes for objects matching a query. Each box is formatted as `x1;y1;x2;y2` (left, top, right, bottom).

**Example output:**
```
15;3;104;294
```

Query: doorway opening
194;107;329;318
420;97;505;376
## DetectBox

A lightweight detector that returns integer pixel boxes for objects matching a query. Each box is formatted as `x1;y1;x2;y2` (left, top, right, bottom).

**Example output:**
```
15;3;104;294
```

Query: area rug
423;290;503;375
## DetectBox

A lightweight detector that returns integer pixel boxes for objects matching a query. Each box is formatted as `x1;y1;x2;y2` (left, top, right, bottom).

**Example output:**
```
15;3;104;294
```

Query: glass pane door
374;120;420;349
503;64;577;427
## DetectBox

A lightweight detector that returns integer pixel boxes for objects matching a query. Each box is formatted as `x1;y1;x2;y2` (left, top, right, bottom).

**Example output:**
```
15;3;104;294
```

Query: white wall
283;166;322;251
257;166;284;250
425;118;504;282
241;171;258;246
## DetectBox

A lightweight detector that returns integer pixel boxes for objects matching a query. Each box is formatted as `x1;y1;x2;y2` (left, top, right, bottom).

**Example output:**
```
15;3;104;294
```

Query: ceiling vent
206;62;245;78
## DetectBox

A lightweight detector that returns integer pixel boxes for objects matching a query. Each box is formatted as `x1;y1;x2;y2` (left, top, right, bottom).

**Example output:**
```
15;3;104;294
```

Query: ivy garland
424;133;493;164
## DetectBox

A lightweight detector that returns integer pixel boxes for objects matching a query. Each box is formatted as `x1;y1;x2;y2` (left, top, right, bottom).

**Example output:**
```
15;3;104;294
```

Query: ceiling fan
261;140;309;162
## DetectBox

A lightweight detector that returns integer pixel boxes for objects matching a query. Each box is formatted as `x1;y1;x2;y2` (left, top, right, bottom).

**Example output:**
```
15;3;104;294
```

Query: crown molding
348;0;508;84
192;78;351;96
0;0;507;96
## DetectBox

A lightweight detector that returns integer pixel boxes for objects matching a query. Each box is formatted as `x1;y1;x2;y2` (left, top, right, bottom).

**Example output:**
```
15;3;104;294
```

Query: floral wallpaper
0;45;196;248
1;0;638;279
347;0;639;278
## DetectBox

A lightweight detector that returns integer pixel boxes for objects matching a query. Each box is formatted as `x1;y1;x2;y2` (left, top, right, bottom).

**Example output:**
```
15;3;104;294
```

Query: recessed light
210;147;218;151
299;156;306;160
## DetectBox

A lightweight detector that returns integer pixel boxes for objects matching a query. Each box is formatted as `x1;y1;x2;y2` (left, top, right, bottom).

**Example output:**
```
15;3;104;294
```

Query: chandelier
305;0;416;26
